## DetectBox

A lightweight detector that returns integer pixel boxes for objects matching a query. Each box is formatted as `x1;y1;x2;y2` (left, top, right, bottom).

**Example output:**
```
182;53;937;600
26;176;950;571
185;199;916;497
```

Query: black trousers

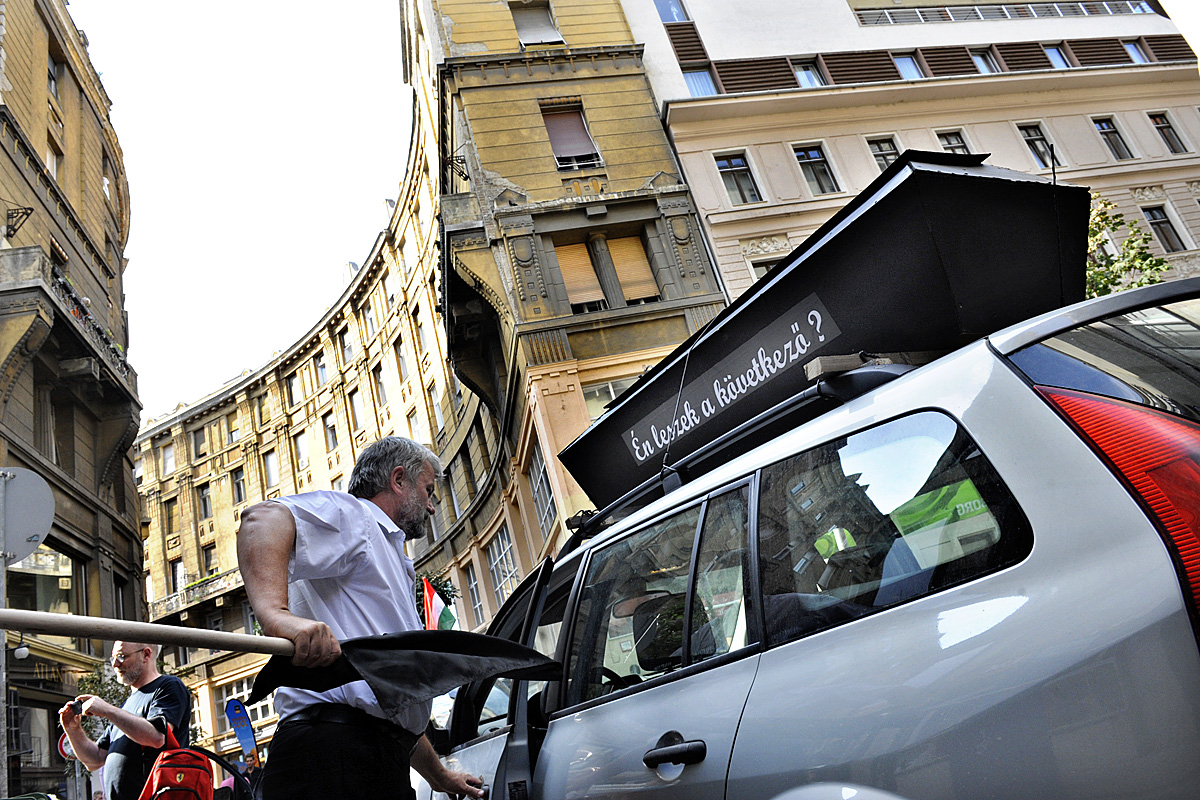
261;704;419;800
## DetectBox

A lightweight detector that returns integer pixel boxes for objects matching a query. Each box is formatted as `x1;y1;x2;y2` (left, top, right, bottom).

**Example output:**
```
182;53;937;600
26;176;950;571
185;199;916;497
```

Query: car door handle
643;734;707;768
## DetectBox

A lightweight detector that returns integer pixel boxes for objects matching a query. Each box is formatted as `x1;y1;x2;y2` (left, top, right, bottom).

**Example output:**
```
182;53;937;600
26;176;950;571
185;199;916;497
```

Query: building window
373;364;389;406
170;559;186;594
1123;40;1150;64
937;131;971;154
556;242;607;313
582;377;637;421
415;310;431;353
970;48;1000;74
45;142;61;180
511;2;563;47
608;237;660;304
338;328;353;365
793;60;826;88
715;154;762;205
203;545;218;577
1018;124;1060;168
653;0;688;22
196;484;212;520
331;474;346;493
1150;113;1188;154
542;106;602;170
363;304;377;337
1095;118;1134;160
383;272;397;308
683;70;718;97
192;428;207;458
349;389;365;431
395;341;410;381
47;55;61;100
232;467;247;504
893;52;925;79
407;409;421;441
794;145;840;195
263;450;280;488
293;430;309;469
314;352;328;385
868;137;900;171
486;526;521;605
226;411;240;445
215;678;276;735
429;384;445;431
465;563;484;627
286;373;302;406
1044;45;1071;69
134;459;143;486
163;498;179;535
161;442;175;474
1144;206;1187;253
322;412;338;451
529;441;558;538
256;395;270;425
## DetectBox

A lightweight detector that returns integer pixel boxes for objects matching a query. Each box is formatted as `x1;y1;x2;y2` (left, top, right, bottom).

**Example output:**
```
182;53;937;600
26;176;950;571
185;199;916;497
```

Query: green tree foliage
415;570;460;628
1087;194;1169;298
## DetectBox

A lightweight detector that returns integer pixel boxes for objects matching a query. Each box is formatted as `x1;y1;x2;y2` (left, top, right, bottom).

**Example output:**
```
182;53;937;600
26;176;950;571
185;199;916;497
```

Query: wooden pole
0;609;294;657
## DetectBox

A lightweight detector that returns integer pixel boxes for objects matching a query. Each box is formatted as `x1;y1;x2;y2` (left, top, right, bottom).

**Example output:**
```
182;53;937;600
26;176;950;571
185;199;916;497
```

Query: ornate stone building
0;0;137;795
619;0;1200;297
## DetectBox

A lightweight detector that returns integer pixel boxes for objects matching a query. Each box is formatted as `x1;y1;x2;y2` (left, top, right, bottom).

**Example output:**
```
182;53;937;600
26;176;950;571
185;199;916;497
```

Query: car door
416;557;567;800
534;483;760;800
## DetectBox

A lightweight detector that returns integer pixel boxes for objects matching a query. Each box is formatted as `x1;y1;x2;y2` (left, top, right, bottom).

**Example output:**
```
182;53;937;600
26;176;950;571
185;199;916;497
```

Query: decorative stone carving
1188;181;1200;196
670;217;691;245
741;236;791;258
510;236;536;267
1131;186;1165;202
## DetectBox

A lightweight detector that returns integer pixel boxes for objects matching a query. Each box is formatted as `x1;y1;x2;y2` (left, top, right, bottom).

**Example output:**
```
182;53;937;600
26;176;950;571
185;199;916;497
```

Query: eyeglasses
110;650;143;666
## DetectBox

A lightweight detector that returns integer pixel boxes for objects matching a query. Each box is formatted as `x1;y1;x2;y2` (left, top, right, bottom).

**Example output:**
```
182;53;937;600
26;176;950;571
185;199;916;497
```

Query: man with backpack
59;641;191;800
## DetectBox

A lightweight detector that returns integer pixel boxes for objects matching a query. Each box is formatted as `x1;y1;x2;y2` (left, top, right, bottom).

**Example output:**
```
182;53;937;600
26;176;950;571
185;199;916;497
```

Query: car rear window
1008;298;1200;423
757;411;1032;647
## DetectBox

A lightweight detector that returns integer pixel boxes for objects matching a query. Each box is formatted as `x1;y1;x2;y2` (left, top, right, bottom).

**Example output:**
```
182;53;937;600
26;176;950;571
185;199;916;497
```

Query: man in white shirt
238;436;484;800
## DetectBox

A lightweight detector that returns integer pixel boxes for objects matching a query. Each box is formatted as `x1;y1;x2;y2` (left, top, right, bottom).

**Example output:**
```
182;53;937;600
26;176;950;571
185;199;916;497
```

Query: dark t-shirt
96;674;191;800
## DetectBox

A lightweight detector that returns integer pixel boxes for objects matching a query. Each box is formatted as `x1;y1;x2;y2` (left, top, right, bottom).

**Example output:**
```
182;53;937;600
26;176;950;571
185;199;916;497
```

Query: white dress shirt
271;490;431;734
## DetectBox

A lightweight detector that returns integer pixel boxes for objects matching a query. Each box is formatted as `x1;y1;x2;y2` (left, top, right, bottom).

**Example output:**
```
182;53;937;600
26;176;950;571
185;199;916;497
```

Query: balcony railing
150;568;244;620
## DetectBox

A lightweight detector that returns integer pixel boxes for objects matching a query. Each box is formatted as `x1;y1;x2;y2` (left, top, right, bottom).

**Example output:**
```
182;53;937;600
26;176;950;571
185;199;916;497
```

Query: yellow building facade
0;0;137;795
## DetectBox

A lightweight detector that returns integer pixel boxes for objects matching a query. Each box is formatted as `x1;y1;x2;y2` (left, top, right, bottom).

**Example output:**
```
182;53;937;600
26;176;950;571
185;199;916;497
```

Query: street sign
58;732;74;760
1;468;54;565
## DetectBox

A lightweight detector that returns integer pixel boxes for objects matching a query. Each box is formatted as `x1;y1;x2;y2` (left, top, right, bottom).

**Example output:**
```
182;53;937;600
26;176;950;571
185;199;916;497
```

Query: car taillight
1039;387;1200;624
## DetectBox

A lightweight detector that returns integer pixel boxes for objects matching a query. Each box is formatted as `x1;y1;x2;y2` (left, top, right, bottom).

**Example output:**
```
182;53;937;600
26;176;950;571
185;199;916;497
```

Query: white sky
65;1;413;423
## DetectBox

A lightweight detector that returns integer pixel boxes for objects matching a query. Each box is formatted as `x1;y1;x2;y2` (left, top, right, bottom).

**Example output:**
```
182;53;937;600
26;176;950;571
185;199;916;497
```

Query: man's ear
390;465;407;491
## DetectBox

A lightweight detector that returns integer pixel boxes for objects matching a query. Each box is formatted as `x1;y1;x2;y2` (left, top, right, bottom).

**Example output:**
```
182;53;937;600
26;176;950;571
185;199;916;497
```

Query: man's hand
76;695;118;720
266;612;342;667
426;768;485;799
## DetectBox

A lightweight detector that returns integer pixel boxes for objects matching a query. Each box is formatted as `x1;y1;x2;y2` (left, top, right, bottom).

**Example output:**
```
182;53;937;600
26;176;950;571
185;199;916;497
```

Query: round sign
58;732;75;760
1;467;54;566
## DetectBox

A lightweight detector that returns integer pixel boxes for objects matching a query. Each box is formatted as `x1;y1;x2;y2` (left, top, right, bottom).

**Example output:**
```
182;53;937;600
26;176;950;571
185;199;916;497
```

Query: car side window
757;411;1032;647
564;486;755;707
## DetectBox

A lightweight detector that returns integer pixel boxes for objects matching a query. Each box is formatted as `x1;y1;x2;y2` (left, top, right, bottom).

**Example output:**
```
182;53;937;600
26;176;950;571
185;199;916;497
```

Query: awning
559;151;1089;511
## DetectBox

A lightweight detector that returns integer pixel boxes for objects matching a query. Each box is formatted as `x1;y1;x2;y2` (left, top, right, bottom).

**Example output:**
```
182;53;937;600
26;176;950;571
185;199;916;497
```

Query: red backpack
136;727;214;800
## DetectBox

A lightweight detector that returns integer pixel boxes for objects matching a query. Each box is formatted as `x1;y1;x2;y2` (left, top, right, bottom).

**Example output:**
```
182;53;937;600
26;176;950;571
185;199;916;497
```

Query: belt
282;703;419;753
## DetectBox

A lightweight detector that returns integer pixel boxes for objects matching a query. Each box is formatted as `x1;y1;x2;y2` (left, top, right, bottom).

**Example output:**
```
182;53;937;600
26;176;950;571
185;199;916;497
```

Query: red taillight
1039;387;1200;618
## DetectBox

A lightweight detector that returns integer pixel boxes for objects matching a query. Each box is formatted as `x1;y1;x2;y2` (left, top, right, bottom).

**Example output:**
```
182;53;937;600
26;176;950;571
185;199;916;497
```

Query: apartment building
0;0;137;795
419;0;725;626
620;0;1200;298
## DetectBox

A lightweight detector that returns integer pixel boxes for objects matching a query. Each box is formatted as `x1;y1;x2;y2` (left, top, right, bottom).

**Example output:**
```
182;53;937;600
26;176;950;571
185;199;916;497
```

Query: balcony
150;568;244;620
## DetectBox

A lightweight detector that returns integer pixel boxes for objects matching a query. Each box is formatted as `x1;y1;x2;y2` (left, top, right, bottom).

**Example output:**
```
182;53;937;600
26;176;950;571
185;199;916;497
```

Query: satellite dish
2;468;54;566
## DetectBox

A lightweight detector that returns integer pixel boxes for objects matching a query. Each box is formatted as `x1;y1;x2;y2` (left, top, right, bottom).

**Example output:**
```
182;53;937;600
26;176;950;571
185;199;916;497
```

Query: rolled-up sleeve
276;492;371;581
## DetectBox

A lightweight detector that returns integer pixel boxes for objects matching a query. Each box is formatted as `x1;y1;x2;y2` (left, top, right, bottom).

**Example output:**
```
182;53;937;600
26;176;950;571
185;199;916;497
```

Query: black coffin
559;151;1089;511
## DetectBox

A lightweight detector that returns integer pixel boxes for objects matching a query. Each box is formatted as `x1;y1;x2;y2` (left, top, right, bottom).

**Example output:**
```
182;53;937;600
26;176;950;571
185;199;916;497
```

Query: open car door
415;556;565;800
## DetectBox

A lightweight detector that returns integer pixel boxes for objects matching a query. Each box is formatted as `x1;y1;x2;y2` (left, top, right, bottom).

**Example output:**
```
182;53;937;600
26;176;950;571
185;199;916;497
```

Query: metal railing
149;568;245;619
856;2;1155;25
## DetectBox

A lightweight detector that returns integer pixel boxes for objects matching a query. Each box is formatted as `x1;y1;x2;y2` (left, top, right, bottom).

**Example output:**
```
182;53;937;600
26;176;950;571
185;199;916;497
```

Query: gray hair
347;436;443;498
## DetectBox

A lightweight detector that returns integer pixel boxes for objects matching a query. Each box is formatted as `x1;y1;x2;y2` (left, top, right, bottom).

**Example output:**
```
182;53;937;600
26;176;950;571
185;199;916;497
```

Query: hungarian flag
423;577;457;630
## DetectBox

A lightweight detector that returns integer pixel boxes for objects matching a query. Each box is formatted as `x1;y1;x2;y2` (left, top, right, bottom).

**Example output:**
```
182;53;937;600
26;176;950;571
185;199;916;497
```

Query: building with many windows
620;0;1200;298
0;0;138;795
422;0;725;627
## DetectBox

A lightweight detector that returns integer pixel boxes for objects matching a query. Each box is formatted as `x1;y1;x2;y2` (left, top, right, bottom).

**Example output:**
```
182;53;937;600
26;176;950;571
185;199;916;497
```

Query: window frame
714;152;764;206
1017;122;1061;169
793;143;842;196
1149;112;1188;155
867;136;901;171
937;130;972;155
1093;117;1135;161
541;104;603;170
1143;205;1190;253
511;1;564;48
792;59;827;89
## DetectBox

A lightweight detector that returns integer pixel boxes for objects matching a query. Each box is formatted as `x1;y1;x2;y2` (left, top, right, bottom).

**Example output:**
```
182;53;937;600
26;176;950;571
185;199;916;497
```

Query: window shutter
1145;35;1196;62
1066;38;1130;66
713;58;798;93
664;21;708;63
556;243;604;304
821;51;901;84
920;47;976;76
543;111;597;157
994;42;1053;71
608;237;659;302
512;7;561;45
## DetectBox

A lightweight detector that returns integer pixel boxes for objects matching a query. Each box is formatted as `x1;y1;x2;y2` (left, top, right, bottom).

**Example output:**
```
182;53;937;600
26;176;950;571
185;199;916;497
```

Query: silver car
418;278;1200;800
